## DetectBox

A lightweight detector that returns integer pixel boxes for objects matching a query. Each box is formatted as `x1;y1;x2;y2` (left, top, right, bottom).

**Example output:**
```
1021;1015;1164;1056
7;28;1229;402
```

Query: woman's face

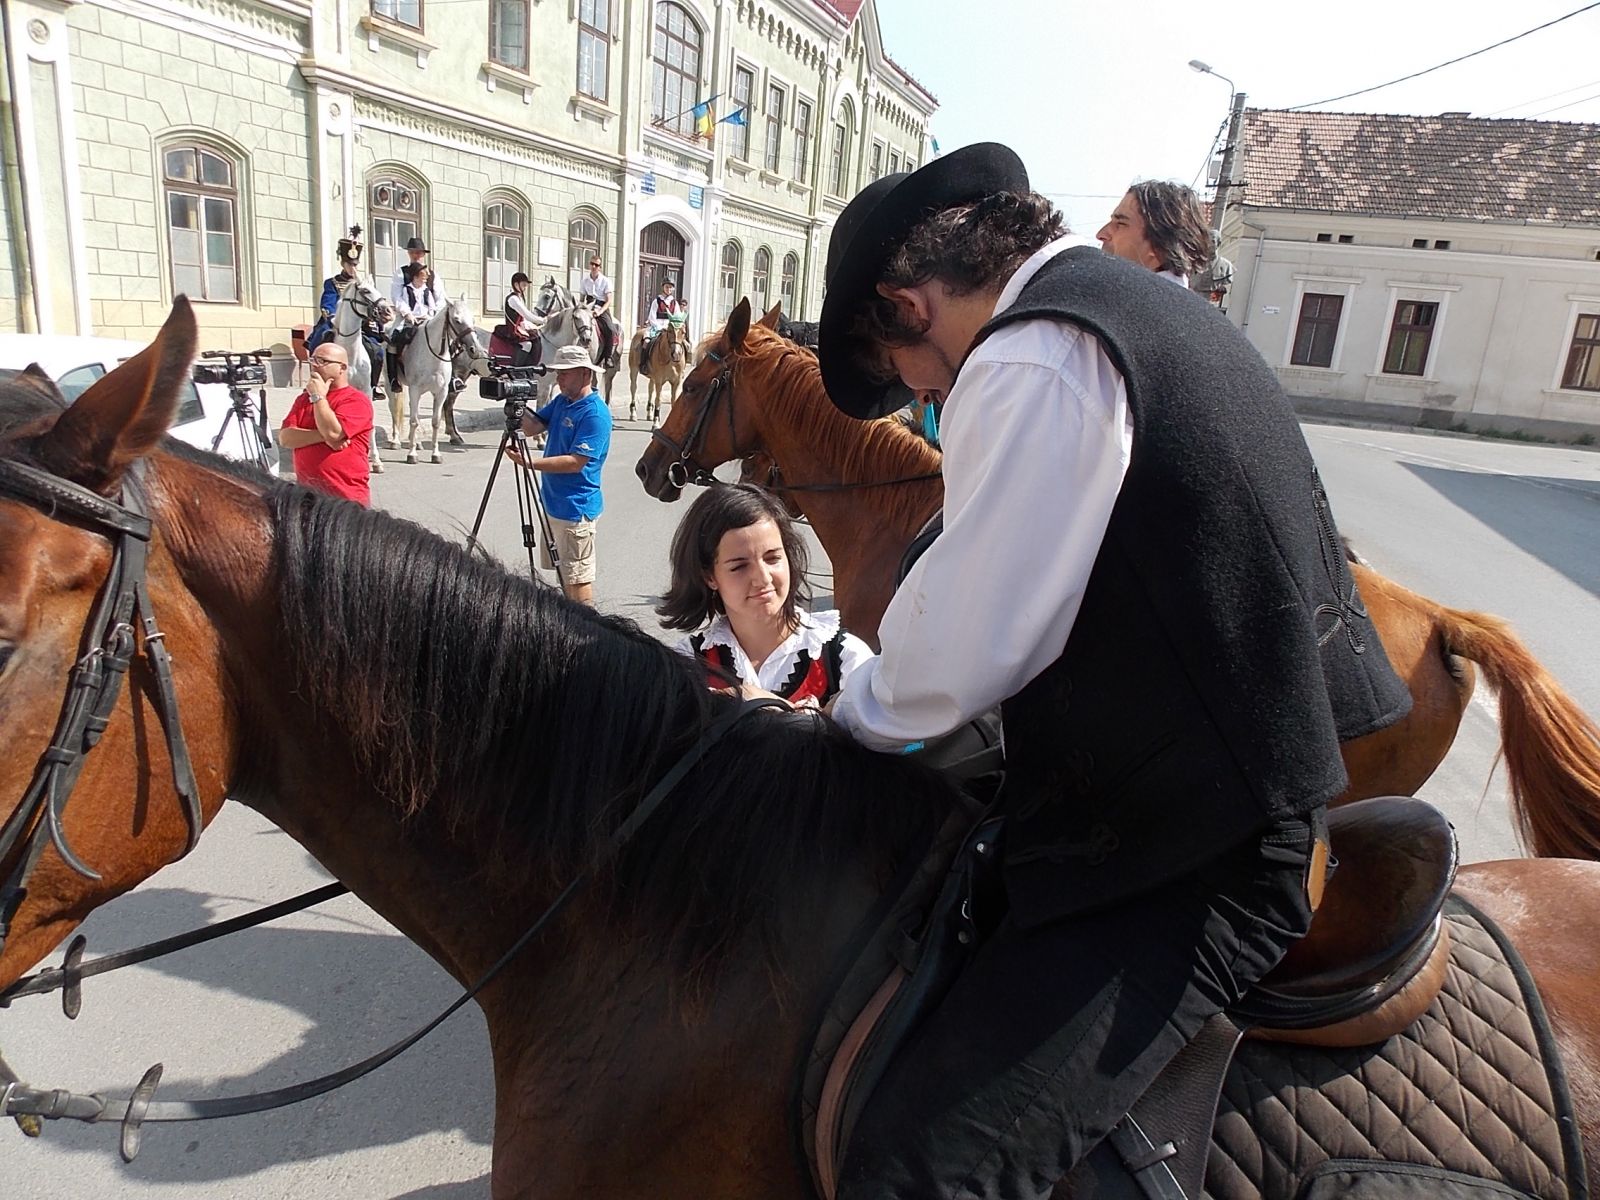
708;519;790;628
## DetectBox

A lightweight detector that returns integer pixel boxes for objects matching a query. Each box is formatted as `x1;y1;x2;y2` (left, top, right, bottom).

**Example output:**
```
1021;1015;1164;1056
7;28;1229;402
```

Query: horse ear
758;302;783;330
34;299;197;495
726;298;753;350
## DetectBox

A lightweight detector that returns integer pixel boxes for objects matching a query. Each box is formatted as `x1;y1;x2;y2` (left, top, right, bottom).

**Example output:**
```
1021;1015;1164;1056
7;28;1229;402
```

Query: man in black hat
817;145;1410;1197
390;236;447;310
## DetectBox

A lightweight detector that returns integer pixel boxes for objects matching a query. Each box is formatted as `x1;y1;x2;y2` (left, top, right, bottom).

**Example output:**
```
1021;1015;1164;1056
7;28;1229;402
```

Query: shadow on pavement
1403;463;1600;599
393;1176;493;1199
14;886;494;1184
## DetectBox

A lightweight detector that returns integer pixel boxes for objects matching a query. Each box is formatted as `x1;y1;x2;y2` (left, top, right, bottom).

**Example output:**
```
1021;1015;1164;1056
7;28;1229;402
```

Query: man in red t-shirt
278;341;375;505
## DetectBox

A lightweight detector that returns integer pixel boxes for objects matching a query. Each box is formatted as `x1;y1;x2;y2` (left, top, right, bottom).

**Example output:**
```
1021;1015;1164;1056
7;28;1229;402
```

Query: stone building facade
1;0;936;353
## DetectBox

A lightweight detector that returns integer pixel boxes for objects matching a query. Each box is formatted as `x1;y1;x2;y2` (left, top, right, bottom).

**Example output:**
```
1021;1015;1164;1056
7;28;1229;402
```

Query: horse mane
263;485;946;975
735;325;943;529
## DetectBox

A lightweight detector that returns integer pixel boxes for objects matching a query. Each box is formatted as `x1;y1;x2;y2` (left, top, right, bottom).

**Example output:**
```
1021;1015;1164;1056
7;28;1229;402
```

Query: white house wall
1229;211;1600;435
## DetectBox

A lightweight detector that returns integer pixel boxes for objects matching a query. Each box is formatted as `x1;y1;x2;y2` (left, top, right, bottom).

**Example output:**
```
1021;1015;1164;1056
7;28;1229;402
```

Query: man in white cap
813;145;1409;1197
508;342;611;605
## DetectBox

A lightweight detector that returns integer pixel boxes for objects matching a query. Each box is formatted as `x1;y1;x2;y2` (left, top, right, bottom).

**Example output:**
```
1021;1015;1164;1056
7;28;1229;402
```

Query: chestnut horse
3;303;1599;1197
636;301;1600;845
626;321;691;424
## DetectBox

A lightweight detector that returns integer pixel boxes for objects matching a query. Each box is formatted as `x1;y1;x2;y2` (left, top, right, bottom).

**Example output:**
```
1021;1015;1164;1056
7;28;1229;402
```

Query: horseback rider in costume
645;279;685;345
315;226;387;402
580;257;619;368
811;144;1412;1198
386;262;440;394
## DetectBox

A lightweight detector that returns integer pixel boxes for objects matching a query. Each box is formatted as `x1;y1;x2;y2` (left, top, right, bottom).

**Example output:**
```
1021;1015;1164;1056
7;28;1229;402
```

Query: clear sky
872;0;1600;235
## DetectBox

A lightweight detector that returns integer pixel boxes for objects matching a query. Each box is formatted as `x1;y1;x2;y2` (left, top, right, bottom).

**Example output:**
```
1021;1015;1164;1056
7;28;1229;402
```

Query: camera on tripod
193;350;270;389
478;358;548;404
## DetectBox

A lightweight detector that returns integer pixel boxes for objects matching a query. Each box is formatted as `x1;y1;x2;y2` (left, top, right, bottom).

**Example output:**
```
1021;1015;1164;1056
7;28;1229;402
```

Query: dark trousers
837;809;1321;1200
596;310;617;365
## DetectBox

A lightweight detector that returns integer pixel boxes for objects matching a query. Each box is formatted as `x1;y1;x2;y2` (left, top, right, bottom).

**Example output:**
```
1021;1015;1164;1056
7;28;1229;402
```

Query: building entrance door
638;221;687;329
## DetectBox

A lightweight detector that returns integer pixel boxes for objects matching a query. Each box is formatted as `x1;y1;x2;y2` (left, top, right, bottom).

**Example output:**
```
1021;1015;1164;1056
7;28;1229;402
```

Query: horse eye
0;642;13;676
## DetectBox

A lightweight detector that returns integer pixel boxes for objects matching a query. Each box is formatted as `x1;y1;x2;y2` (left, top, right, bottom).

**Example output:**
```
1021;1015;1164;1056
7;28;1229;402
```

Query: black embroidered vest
976;247;1411;925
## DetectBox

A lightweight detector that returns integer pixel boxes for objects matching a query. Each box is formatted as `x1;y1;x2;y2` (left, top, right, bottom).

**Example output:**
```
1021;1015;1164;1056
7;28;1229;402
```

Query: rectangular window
1315;233;1332;243
904;157;916;172
164;146;239;303
1562;313;1600;392
764;83;784;172
730;64;754;160
373;0;421;29
578;0;610;99
870;141;883;181
489;0;529;71
1336;234;1354;244
793;97;812;183
888;148;901;174
1383;300;1438;376
1290;293;1344;368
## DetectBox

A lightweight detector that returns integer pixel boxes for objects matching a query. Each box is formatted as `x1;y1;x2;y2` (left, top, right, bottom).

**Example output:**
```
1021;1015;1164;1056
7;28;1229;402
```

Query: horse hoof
449;433;466;446
406;451;418;464
371;458;385;474
431;453;442;464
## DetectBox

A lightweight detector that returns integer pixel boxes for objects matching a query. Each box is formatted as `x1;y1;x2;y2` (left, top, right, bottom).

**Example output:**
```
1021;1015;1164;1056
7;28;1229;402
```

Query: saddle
798;795;1461;1200
489;325;539;366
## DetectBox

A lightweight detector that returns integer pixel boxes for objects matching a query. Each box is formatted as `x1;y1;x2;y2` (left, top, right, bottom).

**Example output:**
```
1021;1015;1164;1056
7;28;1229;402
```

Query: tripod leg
466;425;516;555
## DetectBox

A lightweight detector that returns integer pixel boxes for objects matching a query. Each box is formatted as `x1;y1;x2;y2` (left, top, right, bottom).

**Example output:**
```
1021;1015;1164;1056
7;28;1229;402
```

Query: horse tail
1437;605;1600;860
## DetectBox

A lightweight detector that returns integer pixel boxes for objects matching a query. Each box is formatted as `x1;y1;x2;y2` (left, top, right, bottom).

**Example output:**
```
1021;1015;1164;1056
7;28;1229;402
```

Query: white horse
329;276;394;474
395;297;489;464
532;278;600;403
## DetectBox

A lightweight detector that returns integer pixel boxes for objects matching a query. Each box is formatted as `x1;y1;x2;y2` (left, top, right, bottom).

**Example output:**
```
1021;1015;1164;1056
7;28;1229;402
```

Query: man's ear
875;283;931;331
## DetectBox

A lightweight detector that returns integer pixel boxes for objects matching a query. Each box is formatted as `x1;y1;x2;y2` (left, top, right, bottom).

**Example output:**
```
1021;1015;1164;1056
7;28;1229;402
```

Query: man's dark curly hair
1127;180;1213;277
848;192;1066;382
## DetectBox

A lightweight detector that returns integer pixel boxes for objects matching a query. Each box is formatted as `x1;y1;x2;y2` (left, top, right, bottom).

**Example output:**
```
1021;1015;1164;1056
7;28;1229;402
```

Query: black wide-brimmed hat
405;236;429;253
819;143;1029;419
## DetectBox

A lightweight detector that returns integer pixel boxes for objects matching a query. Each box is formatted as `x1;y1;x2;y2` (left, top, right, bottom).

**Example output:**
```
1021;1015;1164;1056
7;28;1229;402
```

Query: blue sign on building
640;173;657;196
688;185;704;209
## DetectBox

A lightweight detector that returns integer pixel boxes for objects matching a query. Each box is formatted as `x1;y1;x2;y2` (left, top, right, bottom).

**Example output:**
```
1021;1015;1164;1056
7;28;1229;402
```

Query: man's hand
503;445;537;470
307;373;330;401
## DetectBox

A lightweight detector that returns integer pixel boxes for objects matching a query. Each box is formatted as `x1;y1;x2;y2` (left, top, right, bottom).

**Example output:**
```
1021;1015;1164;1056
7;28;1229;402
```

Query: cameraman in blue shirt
508;342;612;605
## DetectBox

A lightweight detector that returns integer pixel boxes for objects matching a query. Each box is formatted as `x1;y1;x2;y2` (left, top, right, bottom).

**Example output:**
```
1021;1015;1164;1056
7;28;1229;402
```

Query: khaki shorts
538;515;596;586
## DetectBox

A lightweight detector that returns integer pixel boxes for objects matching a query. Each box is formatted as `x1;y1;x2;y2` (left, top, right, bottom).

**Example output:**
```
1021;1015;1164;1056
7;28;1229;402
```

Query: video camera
193;349;269;389
478;358;548;405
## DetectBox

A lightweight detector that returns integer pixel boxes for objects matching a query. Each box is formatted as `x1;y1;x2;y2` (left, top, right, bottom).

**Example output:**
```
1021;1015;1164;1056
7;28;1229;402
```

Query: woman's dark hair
849;191;1065;380
511;271;531;288
657;484;812;632
1127;180;1213;277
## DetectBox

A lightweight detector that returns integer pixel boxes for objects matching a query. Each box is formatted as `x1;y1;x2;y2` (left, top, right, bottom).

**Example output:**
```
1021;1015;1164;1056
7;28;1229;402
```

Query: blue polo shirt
535;388;611;521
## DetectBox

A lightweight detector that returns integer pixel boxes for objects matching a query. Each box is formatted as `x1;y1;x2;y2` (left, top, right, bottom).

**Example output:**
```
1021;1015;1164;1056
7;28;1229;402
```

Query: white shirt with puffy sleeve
830;236;1135;751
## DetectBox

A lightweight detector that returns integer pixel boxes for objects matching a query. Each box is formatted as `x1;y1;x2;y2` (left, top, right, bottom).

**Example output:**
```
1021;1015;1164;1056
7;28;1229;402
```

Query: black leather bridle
649;347;942;494
0;458;203;959
331;280;389;339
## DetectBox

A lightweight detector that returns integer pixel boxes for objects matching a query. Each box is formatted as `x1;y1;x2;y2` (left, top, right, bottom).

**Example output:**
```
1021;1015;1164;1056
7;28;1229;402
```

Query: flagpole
654;92;722;129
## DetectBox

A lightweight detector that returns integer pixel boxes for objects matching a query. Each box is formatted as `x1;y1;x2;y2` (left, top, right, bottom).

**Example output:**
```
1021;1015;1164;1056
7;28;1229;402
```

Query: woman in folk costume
387;263;441;391
658;484;871;709
504;272;542;366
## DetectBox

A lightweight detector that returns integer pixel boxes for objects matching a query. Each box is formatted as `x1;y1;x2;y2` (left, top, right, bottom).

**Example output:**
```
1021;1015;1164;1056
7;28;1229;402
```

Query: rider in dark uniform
316;226;387;402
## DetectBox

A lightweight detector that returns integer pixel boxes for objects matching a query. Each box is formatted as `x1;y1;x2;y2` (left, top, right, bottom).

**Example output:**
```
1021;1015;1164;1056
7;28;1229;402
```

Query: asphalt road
3;415;1597;1198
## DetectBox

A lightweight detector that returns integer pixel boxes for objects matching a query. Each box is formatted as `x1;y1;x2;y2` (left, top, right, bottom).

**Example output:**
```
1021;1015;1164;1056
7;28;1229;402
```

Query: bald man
278;340;376;505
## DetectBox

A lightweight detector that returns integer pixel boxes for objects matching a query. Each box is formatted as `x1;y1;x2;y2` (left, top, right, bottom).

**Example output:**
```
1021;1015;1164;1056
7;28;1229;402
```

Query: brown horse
626;321;691;424
4;302;1600;1197
636;301;1600;844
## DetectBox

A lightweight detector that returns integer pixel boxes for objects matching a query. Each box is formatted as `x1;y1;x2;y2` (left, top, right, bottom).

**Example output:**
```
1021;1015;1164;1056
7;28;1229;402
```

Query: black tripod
466;391;562;586
209;385;275;473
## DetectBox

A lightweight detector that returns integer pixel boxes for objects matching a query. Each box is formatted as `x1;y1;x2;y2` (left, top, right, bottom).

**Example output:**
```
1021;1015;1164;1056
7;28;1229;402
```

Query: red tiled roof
1241;108;1600;226
815;0;865;24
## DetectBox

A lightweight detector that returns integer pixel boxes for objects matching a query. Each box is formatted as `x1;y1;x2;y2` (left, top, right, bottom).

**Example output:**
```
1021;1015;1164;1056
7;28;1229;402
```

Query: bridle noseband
333;283;386;340
0;458;203;958
649;349;739;489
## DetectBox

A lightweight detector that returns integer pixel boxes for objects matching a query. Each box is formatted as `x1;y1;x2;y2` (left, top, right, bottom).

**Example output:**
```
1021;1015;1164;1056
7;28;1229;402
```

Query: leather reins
0;459;203;958
0;446;785;1158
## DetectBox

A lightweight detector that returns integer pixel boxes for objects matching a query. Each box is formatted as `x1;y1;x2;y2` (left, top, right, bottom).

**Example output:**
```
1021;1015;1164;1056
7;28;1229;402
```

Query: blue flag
720;107;749;127
931;137;941;156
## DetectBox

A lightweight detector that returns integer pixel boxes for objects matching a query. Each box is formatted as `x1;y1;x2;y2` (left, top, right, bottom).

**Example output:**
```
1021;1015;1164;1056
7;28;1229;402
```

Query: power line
1190;115;1229;189
1483;76;1600;117
1286;2;1600;111
1527;88;1600;119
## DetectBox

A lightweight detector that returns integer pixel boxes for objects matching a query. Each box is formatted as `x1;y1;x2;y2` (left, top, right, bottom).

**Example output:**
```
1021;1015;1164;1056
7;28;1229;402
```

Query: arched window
483;196;525;314
830;99;854;196
718;240;741;319
651;2;703;137
163;143;240;302
751;247;771;317
577;0;611;101
567;208;605;291
367;171;426;289
780;252;798;315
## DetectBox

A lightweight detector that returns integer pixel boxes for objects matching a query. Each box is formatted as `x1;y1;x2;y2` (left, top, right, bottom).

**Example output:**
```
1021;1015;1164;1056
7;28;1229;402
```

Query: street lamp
1188;60;1246;243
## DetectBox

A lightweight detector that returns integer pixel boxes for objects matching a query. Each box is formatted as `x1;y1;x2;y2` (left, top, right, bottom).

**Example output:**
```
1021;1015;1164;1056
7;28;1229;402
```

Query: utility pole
1212;91;1247;244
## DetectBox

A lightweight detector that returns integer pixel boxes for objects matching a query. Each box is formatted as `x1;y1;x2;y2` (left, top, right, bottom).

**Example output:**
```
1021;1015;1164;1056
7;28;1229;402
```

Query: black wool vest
976;247;1411;925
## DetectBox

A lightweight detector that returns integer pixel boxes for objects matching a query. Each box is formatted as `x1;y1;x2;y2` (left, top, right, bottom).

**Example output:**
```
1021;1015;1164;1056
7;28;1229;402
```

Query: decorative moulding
483;61;538;104
358;14;435;68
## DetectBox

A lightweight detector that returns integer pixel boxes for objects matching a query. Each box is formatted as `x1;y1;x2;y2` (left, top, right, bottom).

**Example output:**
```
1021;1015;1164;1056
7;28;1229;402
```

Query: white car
0;333;279;474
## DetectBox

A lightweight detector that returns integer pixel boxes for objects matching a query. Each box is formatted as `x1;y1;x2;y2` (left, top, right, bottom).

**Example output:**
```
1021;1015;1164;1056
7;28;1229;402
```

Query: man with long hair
1096;179;1214;284
815;144;1410;1197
